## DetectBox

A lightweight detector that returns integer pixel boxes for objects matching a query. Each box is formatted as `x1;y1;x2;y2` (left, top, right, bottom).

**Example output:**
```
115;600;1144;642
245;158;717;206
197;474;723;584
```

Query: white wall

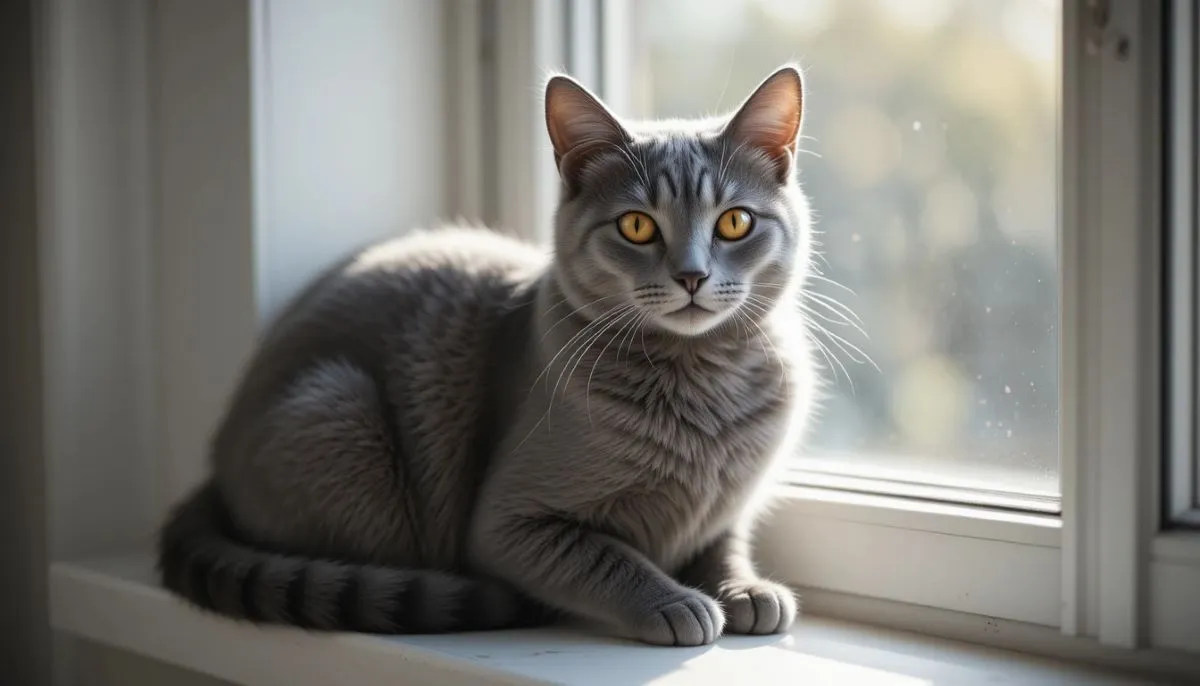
36;0;449;682
254;0;447;321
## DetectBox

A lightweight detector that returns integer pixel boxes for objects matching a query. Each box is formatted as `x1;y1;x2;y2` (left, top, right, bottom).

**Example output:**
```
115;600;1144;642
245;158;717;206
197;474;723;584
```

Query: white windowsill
50;554;1150;686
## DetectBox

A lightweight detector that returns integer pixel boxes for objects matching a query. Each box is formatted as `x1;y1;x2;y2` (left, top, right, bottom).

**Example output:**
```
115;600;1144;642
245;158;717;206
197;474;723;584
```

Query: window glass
628;0;1061;499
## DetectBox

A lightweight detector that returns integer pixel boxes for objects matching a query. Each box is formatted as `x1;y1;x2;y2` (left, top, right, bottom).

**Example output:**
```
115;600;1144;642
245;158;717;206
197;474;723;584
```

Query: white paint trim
489;0;565;242
566;0;600;90
756;494;1061;627
50;557;534;686
598;0;635;116
1146;534;1200;659
1060;0;1164;648
445;0;486;222
1148;558;1200;654
776;487;1060;547
1058;0;1087;637
1166;0;1199;525
1092;0;1163;648
798;587;1200;684
51;555;1198;685
1152;530;1200;565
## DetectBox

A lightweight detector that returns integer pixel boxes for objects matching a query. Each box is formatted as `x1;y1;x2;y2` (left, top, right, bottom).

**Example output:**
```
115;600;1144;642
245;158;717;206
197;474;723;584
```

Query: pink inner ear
545;76;629;187
724;68;804;179
545;77;626;165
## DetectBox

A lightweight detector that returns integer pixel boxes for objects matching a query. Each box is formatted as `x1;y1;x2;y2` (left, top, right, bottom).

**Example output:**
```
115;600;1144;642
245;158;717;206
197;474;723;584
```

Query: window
606;0;1062;511
36;2;1200;678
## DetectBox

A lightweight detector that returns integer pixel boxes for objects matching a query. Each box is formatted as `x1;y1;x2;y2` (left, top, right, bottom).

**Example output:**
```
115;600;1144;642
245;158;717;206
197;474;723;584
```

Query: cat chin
653;307;729;337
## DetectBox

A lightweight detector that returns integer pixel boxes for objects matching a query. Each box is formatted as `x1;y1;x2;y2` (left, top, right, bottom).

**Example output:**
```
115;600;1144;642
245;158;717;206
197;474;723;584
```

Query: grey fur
158;65;815;646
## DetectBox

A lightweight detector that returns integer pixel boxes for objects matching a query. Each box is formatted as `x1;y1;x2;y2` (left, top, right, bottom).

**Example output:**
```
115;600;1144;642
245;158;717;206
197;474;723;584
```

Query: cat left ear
722;65;805;183
545;75;630;189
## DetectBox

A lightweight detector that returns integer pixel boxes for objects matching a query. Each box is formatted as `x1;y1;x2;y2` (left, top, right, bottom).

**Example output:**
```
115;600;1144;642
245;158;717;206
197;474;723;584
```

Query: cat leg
473;514;724;646
676;531;797;635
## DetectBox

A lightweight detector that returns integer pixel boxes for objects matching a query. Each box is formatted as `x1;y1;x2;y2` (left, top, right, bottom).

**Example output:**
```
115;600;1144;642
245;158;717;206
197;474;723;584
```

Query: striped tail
156;483;549;633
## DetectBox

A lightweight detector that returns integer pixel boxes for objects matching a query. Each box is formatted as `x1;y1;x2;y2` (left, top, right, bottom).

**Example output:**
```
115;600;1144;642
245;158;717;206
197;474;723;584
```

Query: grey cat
157;64;816;647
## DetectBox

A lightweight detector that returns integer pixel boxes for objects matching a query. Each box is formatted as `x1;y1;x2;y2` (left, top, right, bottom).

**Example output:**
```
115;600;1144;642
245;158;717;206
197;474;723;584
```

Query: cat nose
673;270;709;295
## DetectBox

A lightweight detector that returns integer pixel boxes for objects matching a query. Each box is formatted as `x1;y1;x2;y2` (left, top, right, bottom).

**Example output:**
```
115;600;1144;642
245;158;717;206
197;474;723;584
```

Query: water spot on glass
1004;385;1012;394
912;121;922;131
851;232;862;242
985;420;993;428
1006;429;1013;438
985;306;992;314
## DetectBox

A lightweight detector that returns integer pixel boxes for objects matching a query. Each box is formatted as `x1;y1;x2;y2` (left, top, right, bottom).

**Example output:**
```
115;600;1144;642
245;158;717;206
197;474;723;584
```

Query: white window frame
33;0;1200;679
1166;0;1200;528
460;0;1200;654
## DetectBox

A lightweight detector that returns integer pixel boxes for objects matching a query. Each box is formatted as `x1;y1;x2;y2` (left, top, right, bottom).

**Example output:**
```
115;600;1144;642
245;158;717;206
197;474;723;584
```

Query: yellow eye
618;212;658;244
716;208;754;241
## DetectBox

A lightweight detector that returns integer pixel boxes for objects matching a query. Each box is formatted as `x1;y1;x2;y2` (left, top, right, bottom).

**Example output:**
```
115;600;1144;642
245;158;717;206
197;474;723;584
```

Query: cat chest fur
547;352;794;570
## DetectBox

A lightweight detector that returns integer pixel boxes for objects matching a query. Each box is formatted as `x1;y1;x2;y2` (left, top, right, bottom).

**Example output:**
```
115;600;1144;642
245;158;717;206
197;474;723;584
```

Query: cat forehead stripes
639;138;723;209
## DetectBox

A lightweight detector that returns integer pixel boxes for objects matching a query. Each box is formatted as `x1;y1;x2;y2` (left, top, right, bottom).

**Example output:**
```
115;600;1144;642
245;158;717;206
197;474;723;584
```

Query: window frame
471;0;1200;650
598;0;1065;510
1165;0;1200;527
589;0;1065;628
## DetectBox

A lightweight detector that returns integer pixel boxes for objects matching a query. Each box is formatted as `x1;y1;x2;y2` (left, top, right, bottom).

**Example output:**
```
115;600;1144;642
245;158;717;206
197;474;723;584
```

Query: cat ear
545;75;630;189
722;65;805;183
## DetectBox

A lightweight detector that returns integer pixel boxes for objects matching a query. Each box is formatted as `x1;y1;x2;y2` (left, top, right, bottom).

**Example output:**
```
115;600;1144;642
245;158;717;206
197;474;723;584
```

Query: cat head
546;65;812;338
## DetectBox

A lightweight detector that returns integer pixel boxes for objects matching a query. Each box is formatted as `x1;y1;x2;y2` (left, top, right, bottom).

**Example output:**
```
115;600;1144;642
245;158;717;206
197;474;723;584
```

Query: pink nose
673;271;708;295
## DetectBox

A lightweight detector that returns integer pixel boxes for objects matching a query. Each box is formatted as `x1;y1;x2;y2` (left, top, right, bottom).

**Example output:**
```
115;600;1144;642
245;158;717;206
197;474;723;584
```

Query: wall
0;0;51;682
35;0;448;682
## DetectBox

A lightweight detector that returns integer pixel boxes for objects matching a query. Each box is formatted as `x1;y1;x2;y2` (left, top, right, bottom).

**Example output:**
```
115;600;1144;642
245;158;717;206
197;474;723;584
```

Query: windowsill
51;554;1148;686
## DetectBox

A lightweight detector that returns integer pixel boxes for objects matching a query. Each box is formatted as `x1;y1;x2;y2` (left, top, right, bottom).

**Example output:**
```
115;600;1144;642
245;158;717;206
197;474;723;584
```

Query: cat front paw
632;590;724;646
719;580;798;635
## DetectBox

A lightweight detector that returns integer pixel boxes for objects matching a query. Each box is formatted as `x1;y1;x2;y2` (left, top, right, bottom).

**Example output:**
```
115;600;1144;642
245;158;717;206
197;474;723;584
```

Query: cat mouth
667;303;713;316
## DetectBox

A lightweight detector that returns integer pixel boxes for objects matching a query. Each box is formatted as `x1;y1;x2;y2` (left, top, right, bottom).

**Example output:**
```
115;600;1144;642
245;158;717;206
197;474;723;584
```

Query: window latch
1085;0;1130;61
1085;0;1111;55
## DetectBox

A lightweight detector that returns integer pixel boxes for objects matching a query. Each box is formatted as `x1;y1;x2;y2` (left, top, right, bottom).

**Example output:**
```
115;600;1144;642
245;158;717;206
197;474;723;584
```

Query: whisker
639;317;657;370
533;302;631;395
586;308;643;424
540;293;625;342
806;273;859;297
549;304;636;401
740;291;866;389
543;305;638;432
803;289;865;326
617;309;648;363
803;313;877;372
560;306;634;414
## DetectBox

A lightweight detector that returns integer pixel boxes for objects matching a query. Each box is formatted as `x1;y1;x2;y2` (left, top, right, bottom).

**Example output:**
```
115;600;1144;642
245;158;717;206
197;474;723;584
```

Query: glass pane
629;0;1060;499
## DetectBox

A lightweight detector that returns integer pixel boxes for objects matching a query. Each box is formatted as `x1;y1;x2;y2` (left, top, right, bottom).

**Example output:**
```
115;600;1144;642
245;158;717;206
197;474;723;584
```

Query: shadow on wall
0;0;51;683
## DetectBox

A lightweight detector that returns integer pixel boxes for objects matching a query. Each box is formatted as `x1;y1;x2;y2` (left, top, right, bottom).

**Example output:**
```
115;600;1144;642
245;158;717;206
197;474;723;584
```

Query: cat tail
156;482;550;633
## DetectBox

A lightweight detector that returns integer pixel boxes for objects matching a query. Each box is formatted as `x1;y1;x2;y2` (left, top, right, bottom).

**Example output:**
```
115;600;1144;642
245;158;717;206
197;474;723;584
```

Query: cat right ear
545;75;630;190
721;65;805;183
